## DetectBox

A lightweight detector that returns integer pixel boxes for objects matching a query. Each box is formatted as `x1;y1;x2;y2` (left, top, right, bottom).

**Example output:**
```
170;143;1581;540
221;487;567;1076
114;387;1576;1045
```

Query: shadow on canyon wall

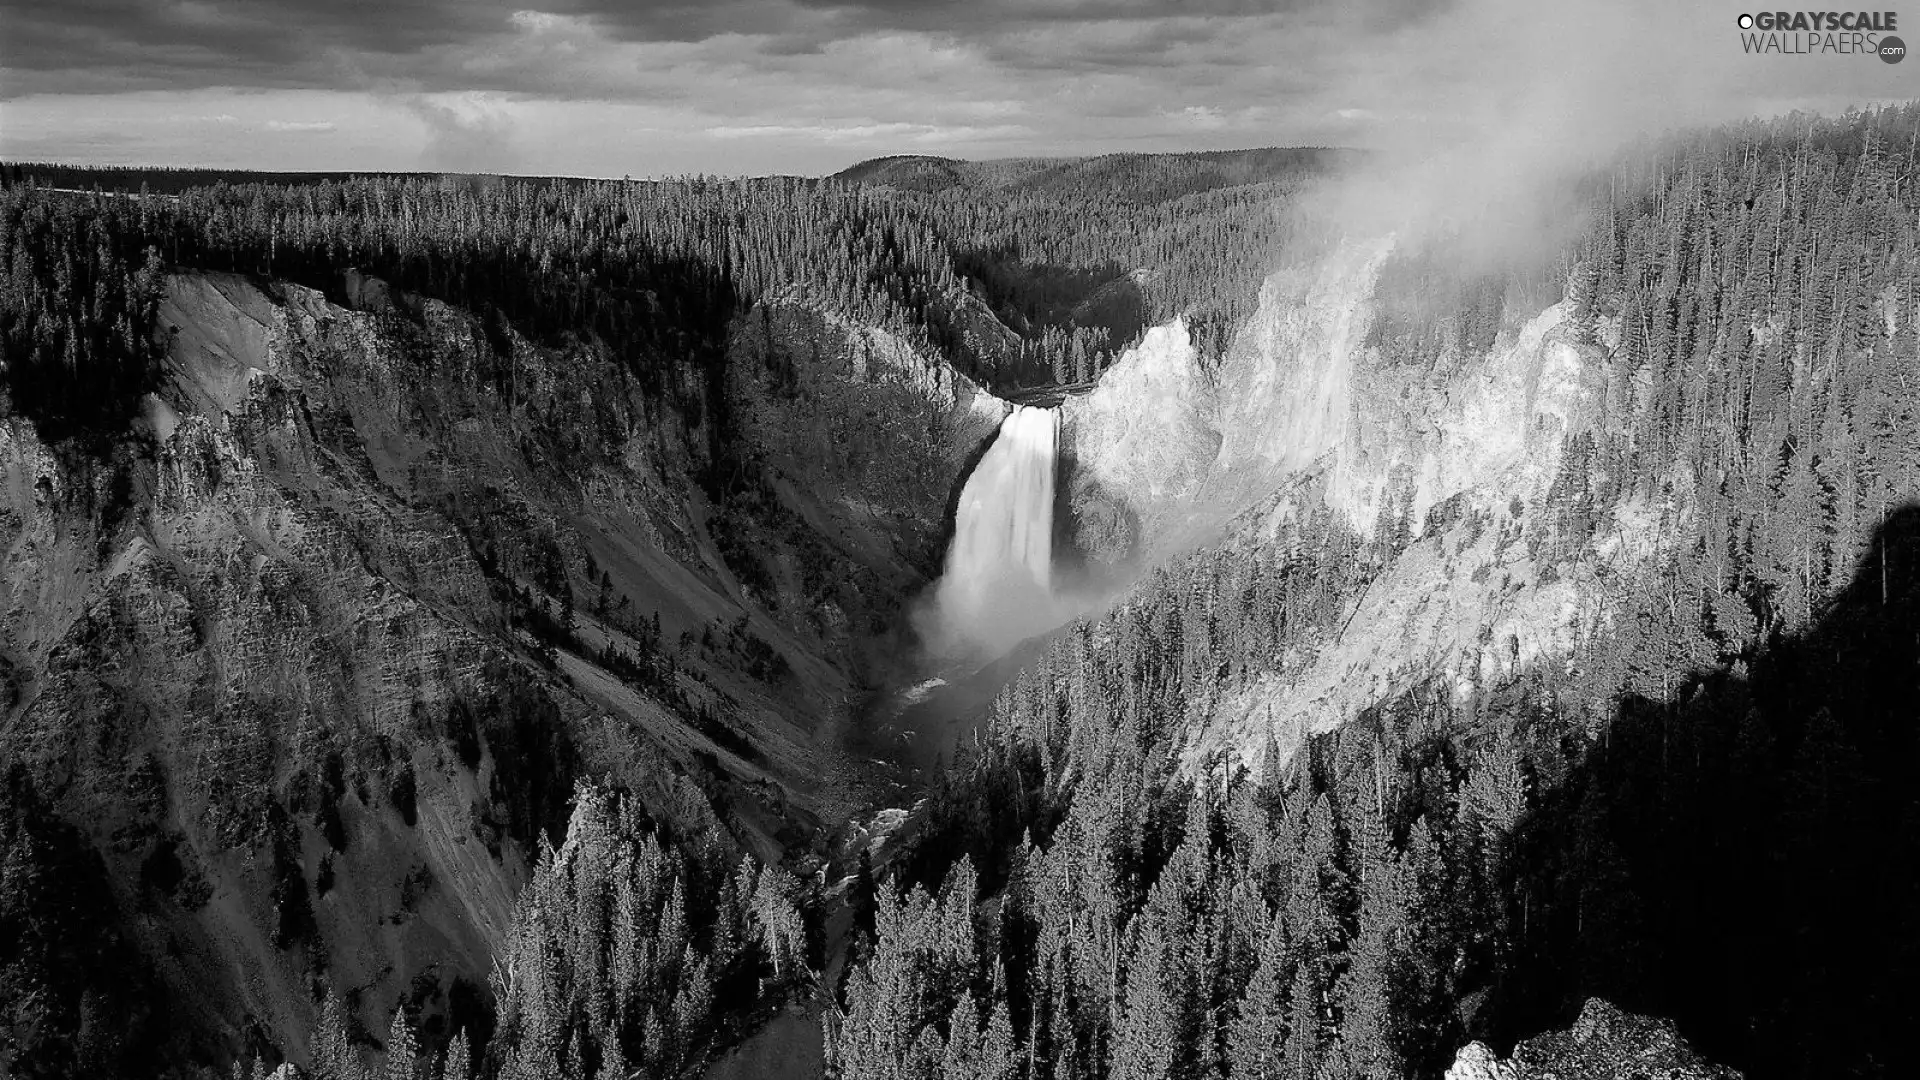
1499;503;1920;1079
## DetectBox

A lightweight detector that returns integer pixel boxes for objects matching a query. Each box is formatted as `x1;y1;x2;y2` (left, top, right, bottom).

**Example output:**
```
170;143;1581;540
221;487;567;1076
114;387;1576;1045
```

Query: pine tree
1283;964;1321;1080
1227;912;1291;1079
941;992;984;1080
1108;920;1177;1080
384;1008;420;1080
311;992;364;1080
596;1023;628;1080
442;1030;472;1080
1335;828;1408;1080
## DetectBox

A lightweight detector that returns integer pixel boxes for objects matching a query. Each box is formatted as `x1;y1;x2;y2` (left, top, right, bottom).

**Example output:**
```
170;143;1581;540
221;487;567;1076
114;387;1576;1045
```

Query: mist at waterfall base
914;405;1090;667
867;404;1100;773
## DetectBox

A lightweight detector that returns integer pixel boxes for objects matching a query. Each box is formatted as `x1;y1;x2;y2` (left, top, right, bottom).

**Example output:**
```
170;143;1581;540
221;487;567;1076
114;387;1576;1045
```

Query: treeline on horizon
3;146;1356;199
0;162;451;193
829;103;1920;1080
0;144;1329;446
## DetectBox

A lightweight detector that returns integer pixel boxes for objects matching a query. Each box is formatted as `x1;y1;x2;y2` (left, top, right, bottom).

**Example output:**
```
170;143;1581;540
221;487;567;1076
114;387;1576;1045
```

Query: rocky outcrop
1448;999;1741;1080
1058;316;1214;566
942;288;1027;382
1060;238;1667;771
1069;237;1606;541
1212;238;1391;489
1448;1041;1519;1080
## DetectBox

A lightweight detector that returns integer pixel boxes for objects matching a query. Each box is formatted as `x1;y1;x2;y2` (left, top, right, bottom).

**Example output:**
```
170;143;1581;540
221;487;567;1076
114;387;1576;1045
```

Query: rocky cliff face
726;290;1005;602
1061;238;1670;768
0;270;991;1071
1056;317;1216;567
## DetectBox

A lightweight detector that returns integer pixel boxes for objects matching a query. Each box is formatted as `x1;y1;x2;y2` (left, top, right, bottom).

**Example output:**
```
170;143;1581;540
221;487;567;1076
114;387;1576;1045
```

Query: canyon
0;236;1677;1072
13;119;1917;1079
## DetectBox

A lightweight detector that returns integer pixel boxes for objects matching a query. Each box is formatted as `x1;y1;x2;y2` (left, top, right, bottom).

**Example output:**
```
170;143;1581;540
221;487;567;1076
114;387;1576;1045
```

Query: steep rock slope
1057;317;1215;567
0;269;991;1073
1060;238;1656;767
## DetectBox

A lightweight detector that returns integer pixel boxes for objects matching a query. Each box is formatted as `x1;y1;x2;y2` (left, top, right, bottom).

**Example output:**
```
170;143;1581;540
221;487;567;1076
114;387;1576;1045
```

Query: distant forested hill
835;146;1361;361
831;147;1356;200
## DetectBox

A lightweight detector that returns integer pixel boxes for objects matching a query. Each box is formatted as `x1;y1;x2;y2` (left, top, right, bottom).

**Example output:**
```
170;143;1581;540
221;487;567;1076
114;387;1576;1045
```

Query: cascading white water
923;404;1062;659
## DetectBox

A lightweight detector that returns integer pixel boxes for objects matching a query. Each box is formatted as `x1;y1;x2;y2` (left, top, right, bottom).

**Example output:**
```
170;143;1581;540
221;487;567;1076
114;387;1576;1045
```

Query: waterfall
924;404;1062;659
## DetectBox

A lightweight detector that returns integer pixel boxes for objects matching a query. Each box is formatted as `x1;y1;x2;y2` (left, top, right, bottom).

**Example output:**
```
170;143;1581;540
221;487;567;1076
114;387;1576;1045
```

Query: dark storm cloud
597;0;1459;70
0;0;732;95
0;0;509;92
780;0;1438;27
0;0;1452;97
980;16;1264;73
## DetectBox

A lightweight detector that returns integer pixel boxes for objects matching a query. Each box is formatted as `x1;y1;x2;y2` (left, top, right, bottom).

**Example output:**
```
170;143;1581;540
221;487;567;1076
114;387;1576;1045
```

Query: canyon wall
1060;239;1667;769
0;269;993;1071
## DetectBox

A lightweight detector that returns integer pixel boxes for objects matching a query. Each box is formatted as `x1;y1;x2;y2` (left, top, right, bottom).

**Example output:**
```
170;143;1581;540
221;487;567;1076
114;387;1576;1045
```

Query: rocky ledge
1447;999;1741;1080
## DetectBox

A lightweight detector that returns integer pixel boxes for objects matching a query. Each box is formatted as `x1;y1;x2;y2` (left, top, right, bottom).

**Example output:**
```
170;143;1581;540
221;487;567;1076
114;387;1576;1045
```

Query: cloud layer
0;0;1910;175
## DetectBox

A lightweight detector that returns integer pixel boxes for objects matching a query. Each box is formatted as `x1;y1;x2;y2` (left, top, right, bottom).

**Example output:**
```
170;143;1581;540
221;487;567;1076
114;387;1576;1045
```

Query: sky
0;0;1913;177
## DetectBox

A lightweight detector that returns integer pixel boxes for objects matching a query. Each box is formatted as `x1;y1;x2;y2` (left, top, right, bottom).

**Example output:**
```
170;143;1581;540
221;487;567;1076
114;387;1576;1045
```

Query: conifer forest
3;25;1919;1080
